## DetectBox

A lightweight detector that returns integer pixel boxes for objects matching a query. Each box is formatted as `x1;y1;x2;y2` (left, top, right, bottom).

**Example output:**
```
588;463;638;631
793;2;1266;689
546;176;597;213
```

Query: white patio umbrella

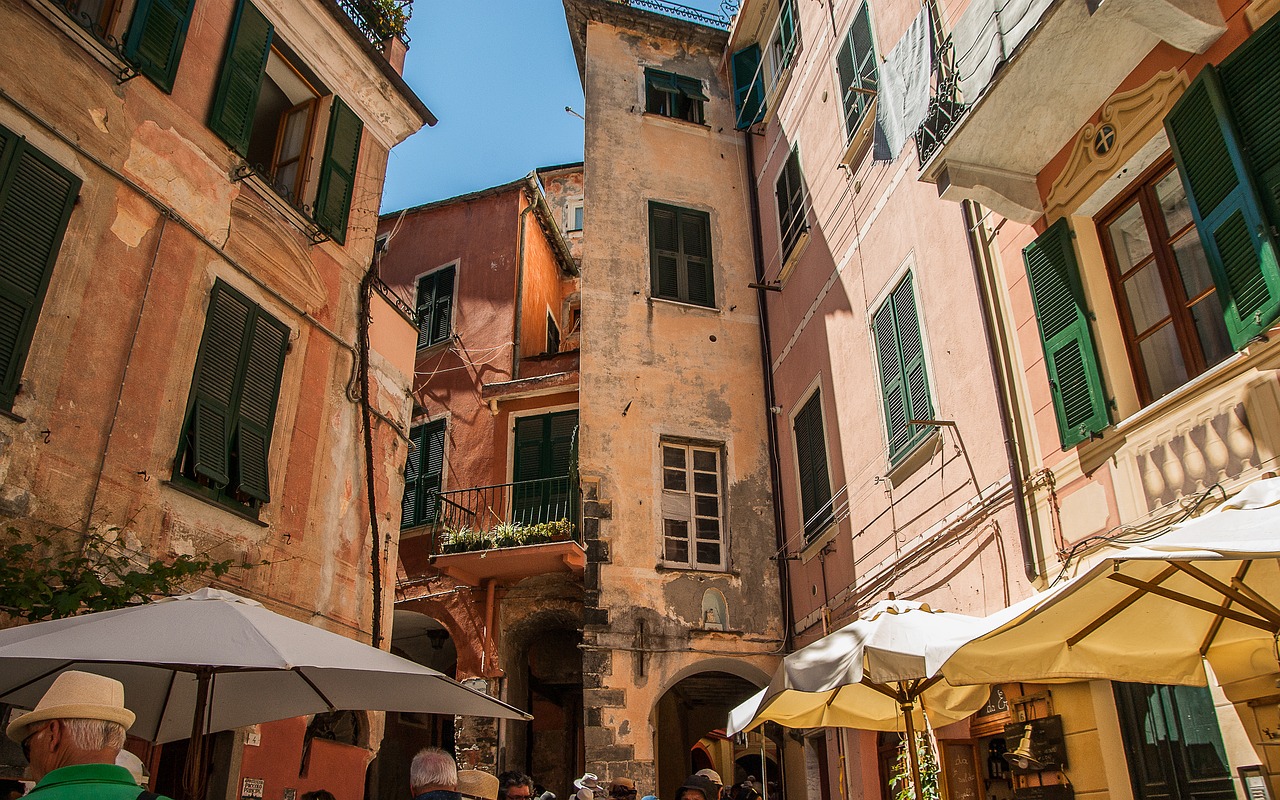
727;599;1034;800
942;478;1280;689
0;588;528;797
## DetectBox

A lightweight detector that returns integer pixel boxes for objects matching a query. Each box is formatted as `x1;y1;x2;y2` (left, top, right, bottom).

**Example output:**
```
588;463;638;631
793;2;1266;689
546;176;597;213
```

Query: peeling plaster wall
574;3;784;789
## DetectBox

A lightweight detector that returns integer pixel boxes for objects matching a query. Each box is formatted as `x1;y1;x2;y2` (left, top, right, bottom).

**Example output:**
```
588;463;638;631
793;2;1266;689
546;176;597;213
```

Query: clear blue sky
380;0;729;212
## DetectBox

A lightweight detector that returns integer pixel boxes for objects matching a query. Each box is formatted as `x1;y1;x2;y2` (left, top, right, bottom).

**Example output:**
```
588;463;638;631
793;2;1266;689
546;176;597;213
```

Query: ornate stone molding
1045;69;1190;219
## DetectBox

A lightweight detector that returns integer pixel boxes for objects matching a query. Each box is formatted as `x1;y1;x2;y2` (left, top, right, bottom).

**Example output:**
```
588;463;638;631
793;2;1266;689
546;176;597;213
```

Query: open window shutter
892;274;933;458
234;309;288;502
778;0;797;68
208;0;273;157
650;205;681;300
548;412;579;477
852;6;878;98
731;44;765;129
419;419;445;524
1219;17;1280;250
777;150;806;256
794;392;830;533
401;424;424;528
836;30;858;137
188;284;252;486
1166;67;1280;349
873;299;911;457
431;267;454;346
0;131;81;410
680;210;714;307
1023;219;1109;449
124;0;195;92
415;272;435;349
314;97;363;244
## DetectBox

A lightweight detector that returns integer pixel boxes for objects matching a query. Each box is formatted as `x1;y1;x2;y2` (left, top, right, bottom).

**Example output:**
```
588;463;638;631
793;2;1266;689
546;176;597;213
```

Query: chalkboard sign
982;686;1009;717
941;742;982;800
1013;785;1074;800
1003;715;1067;773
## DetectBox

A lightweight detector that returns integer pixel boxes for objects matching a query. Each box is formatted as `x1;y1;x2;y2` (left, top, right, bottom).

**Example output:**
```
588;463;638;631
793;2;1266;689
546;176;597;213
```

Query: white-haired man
411;747;460;800
6;670;172;799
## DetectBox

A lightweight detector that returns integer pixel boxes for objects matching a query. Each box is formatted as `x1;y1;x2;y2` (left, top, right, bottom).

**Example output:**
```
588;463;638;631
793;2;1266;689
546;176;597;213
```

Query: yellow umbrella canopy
943;479;1280;688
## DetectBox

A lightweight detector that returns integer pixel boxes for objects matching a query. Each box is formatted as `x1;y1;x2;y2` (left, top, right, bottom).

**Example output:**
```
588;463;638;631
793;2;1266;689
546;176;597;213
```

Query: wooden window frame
648;202;716;308
1096;155;1228;407
659;440;727;571
644;68;707;125
415;263;456;350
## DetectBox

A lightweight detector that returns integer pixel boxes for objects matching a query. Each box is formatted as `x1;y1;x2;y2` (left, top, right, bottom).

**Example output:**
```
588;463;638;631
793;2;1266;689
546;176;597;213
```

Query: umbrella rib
1230;574;1280;621
1107;573;1279;631
294;668;338;712
1066;565;1179;647
1169;562;1280;626
1199;562;1251;656
859;676;901;701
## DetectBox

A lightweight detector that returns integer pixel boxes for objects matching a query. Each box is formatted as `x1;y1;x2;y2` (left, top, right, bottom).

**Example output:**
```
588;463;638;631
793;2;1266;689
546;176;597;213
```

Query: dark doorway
1113;683;1234;800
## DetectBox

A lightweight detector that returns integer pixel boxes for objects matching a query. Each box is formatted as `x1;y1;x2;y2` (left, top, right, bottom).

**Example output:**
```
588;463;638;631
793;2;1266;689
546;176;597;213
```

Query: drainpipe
744;131;794;651
960;199;1038;581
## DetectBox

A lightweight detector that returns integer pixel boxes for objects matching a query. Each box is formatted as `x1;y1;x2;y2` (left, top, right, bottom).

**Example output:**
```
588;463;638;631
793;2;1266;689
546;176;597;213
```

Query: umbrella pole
900;701;924;800
183;670;212;800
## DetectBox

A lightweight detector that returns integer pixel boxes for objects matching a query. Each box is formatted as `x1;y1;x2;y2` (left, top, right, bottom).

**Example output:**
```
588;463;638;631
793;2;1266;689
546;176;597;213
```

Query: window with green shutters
872;272;936;462
835;4;878;143
731;44;765;129
0;124;81;412
776;147;808;263
649;202;715;308
208;0;363;243
1023;220;1109;449
416;265;456;349
730;0;800;130
174;281;290;515
124;0;195;92
793;389;833;541
644;69;707;125
511;410;579;525
401;418;445;529
769;0;799;77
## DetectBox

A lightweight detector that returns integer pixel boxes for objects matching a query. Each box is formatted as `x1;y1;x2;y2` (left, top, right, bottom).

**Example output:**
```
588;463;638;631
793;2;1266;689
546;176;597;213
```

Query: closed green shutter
731;45;764;129
401;424;423;528
681;209;714;307
1023;219;1109;449
415;266;455;349
234;310;288;502
187;285;252;486
776;148;806;259
124;0;195;92
419;419;446;524
209;0;273;157
836;5;878;140
513;411;579;523
0;129;80;411
1168;68;1280;349
650;204;681;300
649;203;714;308
1219;16;1280;242
314;97;363;244
793;390;831;538
874;273;934;461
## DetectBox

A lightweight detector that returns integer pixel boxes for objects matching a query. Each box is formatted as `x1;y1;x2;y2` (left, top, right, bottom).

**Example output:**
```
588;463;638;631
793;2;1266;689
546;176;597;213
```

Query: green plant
889;733;940;800
354;0;410;41
0;527;240;622
439;527;493;554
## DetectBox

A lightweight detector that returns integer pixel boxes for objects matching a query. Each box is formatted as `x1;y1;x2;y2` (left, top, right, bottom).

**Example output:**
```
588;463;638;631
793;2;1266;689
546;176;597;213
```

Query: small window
661;442;725;569
416;265;456;349
793;390;833;541
546;311;561;354
649;202;715;308
835;5;878;142
775;147;809;263
402;418;446;529
768;0;799;80
872;271;935;463
1098;160;1232;405
125;0;196;92
174;281;290;515
567;201;584;232
645;68;707;124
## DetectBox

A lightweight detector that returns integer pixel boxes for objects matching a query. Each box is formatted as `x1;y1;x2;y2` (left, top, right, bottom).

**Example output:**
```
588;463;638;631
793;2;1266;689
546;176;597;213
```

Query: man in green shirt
6;670;170;799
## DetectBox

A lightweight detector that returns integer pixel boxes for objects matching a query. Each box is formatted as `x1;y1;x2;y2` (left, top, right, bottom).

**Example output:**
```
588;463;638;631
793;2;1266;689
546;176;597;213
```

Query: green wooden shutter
680;209;714;307
892;273;933;458
234;309;288;502
401;423;424;528
873;298;910;457
1219;16;1280;245
837;5;878;139
650;204;681;300
415;271;436;349
793;391;831;536
431;266;455;345
777;0;798;69
208;0;273;157
0;129;81;411
124;0;195;92
314;97;363;244
777;149;806;258
419;418;445;524
186;284;252;486
1023;219;1109;449
731;45;765;129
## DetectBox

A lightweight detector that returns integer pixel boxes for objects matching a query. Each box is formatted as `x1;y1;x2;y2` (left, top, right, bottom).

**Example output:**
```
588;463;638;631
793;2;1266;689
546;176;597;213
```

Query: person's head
574;775;600;795
676;775;717;800
410;747;458;795
6;671;135;781
608;779;637;800
458;770;499;800
694;771;722;791
498;771;534;800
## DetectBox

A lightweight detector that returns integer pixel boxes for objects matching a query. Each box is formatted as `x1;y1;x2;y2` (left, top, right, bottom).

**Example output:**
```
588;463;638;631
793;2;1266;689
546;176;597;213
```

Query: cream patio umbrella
727;599;1037;800
942;478;1280;690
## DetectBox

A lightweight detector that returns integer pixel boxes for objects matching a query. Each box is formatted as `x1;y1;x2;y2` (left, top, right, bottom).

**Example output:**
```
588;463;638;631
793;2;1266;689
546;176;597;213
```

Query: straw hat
574;774;600;791
694;770;722;787
6;671;136;743
459;770;500;800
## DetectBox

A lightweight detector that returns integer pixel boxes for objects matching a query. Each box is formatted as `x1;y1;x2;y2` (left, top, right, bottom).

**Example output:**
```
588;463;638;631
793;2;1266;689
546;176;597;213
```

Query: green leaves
0;527;240;622
890;733;941;800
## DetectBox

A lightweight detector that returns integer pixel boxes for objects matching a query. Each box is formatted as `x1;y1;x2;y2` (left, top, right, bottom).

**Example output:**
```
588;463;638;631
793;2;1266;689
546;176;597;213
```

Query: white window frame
659;439;727;571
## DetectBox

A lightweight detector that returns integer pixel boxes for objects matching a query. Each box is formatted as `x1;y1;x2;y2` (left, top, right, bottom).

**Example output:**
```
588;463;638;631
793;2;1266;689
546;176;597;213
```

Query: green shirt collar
33;763;139;789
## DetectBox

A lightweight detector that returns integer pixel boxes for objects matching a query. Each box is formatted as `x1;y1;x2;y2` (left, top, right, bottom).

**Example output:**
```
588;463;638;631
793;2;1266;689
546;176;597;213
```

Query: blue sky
380;0;728;212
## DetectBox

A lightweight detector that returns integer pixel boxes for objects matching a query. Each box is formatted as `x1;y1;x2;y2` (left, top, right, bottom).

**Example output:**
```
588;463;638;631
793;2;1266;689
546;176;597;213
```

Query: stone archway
652;670;763;800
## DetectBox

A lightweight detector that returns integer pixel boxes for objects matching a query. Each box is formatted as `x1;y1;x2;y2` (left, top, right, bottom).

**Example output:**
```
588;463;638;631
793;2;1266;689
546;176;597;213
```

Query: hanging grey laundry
873;7;932;161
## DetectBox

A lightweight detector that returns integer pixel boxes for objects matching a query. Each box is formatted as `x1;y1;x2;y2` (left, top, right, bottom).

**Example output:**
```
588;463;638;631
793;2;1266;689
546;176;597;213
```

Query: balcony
917;0;1226;222
617;0;736;28
333;0;413;46
424;476;586;586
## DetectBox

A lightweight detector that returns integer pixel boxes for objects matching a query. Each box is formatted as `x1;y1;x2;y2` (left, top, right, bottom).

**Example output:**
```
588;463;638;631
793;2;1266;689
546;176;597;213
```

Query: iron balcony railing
616;0;738;29
334;0;413;45
428;475;582;557
914;36;967;167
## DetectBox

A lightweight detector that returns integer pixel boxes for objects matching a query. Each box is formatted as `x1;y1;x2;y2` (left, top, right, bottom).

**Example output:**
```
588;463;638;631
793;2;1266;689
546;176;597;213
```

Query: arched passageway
653;671;762;800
